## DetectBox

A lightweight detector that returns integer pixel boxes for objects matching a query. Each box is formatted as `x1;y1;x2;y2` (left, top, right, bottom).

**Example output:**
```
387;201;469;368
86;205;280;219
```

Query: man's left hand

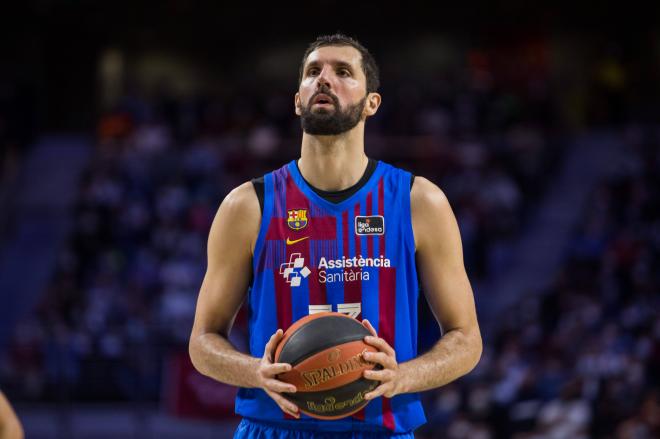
360;319;407;400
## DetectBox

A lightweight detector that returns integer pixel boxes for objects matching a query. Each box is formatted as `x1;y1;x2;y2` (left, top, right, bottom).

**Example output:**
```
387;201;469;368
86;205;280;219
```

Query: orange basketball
273;312;380;420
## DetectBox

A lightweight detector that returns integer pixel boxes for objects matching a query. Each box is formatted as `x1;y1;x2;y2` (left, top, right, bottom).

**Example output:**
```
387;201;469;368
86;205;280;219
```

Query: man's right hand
255;329;300;418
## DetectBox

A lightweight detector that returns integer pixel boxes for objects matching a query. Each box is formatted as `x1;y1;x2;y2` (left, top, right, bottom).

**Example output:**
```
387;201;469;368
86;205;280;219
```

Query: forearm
189;332;261;388
0;393;23;439
0;421;23;439
399;327;482;394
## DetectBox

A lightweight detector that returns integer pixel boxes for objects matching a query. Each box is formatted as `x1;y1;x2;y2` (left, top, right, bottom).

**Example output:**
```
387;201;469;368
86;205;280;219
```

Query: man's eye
308;68;319;76
338;69;351;77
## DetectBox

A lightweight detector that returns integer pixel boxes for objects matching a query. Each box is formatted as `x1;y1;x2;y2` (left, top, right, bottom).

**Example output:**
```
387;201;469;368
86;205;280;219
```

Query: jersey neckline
287;159;386;213
295;158;377;201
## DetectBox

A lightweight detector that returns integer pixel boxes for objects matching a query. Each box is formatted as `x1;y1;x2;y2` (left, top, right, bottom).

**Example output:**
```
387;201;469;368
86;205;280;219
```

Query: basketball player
189;34;482;438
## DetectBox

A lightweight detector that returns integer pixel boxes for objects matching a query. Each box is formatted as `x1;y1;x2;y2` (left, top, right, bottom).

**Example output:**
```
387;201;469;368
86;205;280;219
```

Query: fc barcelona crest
287;209;308;231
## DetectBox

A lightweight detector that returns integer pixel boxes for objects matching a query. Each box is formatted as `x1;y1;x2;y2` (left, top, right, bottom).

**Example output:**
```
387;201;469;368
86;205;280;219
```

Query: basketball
273;312;381;420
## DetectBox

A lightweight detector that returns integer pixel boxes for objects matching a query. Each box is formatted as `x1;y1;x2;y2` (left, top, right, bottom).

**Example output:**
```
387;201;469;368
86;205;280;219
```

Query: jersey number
308;303;361;318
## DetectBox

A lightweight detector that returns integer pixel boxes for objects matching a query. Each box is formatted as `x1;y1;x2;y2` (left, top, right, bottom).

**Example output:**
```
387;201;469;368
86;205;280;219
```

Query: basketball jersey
235;160;426;434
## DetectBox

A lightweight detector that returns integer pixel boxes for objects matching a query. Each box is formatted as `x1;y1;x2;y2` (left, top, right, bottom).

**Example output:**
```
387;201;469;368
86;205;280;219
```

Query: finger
266;329;284;351
265;363;293;376
263;329;284;361
276;399;299;418
363;351;396;369
266;389;300;417
364;384;388;400
265;388;298;411
264;378;297;394
362;319;378;336
363;369;393;382
364;335;395;357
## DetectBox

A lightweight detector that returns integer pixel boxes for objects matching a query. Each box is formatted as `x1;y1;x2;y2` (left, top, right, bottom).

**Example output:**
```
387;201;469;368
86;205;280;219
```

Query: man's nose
315;66;332;90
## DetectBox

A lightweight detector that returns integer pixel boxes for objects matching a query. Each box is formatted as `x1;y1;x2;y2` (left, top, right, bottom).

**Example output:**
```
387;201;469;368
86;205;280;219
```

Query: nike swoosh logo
286;236;310;245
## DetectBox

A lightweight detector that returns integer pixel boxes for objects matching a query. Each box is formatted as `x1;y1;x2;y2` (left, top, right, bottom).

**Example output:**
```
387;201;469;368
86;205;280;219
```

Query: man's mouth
312;94;334;106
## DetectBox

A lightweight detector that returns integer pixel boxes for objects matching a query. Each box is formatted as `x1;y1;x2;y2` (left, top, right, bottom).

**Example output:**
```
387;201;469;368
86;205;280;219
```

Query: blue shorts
233;418;415;439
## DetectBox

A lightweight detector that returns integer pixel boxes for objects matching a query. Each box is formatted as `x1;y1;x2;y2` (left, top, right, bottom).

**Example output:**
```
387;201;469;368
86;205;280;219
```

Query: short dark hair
299;33;380;93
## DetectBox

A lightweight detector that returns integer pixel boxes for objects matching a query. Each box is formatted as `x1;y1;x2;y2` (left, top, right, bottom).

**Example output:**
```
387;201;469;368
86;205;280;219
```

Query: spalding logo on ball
274;312;382;420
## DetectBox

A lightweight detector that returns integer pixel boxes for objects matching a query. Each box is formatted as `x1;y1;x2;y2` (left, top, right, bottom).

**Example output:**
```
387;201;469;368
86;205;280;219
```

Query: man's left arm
0;391;23;439
361;176;482;399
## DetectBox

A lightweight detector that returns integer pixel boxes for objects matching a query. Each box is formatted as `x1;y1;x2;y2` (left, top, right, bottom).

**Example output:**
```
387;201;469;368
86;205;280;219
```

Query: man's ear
363;92;382;117
294;92;302;116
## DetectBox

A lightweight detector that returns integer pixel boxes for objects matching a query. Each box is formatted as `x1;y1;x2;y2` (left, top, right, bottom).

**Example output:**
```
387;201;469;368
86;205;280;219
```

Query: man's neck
298;125;368;192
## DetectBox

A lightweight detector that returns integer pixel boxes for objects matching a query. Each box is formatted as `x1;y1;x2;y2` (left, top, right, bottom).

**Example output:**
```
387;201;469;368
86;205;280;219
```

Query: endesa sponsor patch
355;215;385;236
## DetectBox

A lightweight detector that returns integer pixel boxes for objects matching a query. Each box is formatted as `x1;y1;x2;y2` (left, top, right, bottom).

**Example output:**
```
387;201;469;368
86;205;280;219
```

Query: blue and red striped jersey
235;160;426;433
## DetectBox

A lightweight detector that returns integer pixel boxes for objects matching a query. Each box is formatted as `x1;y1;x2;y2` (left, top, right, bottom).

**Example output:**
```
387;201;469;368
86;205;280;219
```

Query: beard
300;93;367;135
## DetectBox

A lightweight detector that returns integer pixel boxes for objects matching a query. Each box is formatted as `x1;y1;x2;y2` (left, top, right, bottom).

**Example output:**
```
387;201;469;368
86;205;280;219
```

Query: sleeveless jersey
235;160;426;434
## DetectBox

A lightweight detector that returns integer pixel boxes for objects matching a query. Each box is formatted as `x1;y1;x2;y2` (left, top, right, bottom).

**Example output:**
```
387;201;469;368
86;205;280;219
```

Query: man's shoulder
410;176;450;214
219;181;261;219
208;181;261;252
409;177;455;252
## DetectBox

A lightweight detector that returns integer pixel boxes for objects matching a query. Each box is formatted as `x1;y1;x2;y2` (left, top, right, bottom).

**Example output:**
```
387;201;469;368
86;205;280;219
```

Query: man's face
296;45;369;135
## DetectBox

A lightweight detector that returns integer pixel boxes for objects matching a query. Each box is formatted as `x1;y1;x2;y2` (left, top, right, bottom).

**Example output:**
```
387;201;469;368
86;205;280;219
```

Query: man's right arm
188;182;300;417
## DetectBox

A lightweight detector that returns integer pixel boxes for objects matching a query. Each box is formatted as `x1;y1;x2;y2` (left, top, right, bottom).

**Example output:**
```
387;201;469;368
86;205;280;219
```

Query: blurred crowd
0;79;36;185
1;39;657;439
416;125;659;439
0;78;37;245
